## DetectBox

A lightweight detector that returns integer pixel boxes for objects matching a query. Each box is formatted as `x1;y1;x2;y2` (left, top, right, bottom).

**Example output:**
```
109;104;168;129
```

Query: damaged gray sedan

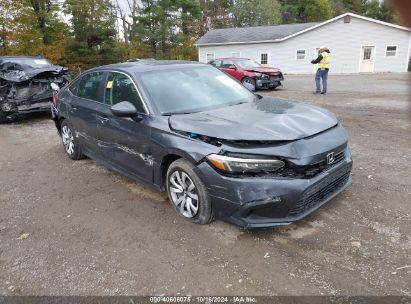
0;56;70;123
52;60;352;228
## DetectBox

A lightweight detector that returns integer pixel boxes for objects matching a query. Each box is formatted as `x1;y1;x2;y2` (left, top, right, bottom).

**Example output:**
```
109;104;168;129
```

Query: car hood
243;67;281;74
0;65;67;83
169;97;338;141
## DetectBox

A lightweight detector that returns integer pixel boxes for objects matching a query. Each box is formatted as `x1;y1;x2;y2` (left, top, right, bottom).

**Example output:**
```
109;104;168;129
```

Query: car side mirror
228;65;237;70
110;101;138;117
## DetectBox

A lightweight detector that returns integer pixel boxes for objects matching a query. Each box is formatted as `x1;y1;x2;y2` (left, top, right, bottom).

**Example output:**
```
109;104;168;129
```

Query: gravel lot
0;73;410;296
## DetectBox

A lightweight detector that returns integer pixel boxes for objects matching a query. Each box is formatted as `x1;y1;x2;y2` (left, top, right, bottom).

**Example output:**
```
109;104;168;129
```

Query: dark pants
315;69;328;93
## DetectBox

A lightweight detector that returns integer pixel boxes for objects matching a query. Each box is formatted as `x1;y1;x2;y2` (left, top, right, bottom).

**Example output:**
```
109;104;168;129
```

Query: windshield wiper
230;101;248;106
162;111;193;116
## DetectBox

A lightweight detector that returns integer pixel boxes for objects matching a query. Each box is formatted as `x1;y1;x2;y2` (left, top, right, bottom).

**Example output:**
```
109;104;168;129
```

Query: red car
208;57;284;91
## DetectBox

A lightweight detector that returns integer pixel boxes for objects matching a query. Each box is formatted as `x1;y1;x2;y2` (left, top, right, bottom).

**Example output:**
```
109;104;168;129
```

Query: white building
196;13;411;74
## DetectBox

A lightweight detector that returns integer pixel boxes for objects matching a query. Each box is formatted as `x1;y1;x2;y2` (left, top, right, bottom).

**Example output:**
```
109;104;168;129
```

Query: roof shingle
196;22;320;45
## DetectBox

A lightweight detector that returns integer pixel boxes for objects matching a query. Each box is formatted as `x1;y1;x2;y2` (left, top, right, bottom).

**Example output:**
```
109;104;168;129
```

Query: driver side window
104;72;145;113
210;60;222;68
221;60;234;68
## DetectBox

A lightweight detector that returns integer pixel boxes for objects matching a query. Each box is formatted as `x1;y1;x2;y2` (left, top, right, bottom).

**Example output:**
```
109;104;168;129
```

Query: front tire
60;120;84;160
166;159;212;225
242;77;256;91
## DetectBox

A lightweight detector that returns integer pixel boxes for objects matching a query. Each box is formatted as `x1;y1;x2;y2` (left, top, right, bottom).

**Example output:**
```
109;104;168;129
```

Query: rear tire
166;159;212;225
0;109;7;124
60;120;84;160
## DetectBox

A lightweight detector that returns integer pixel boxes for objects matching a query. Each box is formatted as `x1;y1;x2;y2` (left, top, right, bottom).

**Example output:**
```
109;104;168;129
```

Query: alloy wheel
169;170;199;218
61;125;74;155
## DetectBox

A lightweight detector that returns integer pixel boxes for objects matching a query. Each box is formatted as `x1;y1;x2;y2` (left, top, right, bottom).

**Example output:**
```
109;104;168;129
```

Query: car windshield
235;60;261;68
138;66;255;115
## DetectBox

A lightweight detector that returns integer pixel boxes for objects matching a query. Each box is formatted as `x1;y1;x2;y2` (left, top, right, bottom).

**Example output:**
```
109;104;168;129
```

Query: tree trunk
29;0;50;45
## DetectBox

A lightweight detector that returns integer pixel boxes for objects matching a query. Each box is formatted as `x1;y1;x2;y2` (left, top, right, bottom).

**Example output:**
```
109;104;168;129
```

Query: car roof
90;59;207;73
214;57;251;61
0;56;48;60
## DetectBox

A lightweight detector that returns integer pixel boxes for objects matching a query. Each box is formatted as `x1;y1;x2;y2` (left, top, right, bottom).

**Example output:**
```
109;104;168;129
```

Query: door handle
69;105;77;113
97;116;109;124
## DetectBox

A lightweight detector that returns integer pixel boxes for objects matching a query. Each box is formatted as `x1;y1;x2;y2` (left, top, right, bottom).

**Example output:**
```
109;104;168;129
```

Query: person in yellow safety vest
311;46;331;94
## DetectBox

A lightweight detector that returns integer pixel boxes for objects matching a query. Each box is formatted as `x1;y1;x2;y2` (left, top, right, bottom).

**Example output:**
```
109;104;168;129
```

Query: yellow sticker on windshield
106;81;113;89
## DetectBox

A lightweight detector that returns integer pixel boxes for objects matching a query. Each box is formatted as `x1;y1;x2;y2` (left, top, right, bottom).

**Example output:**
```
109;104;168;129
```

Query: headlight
207;154;285;174
255;73;269;79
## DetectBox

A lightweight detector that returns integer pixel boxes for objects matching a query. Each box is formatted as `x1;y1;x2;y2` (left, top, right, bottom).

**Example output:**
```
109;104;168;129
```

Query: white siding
198;16;411;74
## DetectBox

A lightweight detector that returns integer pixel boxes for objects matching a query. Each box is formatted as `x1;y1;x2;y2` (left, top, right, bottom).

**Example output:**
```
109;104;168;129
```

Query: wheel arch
157;149;203;190
160;154;182;189
241;71;257;80
55;116;66;135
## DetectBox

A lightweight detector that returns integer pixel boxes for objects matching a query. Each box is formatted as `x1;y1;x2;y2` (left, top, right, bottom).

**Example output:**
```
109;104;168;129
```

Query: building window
206;53;214;62
386;46;397;57
260;53;268;65
231;52;241;58
296;49;306;60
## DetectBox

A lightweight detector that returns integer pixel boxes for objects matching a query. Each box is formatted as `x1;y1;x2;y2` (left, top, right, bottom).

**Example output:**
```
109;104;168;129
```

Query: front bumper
256;75;284;89
196;148;352;228
1;100;51;115
17;101;51;114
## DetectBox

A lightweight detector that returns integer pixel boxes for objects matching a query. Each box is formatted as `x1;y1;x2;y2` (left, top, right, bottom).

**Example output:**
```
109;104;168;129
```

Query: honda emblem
326;152;335;165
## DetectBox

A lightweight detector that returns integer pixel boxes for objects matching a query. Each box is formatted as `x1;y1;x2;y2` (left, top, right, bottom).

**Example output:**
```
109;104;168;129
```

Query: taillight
52;94;58;106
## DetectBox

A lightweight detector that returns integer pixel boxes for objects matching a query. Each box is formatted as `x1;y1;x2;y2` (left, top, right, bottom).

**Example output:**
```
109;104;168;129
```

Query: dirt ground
0;73;410;296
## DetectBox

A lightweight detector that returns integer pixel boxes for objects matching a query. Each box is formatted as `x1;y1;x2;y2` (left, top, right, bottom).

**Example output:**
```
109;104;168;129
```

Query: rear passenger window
76;72;104;101
105;72;145;113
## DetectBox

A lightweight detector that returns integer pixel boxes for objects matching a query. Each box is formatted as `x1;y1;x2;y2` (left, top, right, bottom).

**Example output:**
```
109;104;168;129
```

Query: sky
114;0;138;38
116;0;138;15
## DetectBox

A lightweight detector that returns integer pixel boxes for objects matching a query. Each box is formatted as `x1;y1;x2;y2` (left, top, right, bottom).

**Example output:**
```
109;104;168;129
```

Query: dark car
208;57;284;91
51;60;352;228
0;56;70;123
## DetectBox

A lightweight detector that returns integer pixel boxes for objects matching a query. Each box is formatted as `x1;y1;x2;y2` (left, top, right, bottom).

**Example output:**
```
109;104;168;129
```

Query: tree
174;0;201;59
330;0;403;25
280;0;334;23
342;0;365;13
64;0;122;69
131;0;200;59
113;0;131;44
0;0;69;62
362;0;403;24
198;0;234;34
27;0;52;44
131;0;170;58
0;0;33;55
233;0;281;27
176;0;201;35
